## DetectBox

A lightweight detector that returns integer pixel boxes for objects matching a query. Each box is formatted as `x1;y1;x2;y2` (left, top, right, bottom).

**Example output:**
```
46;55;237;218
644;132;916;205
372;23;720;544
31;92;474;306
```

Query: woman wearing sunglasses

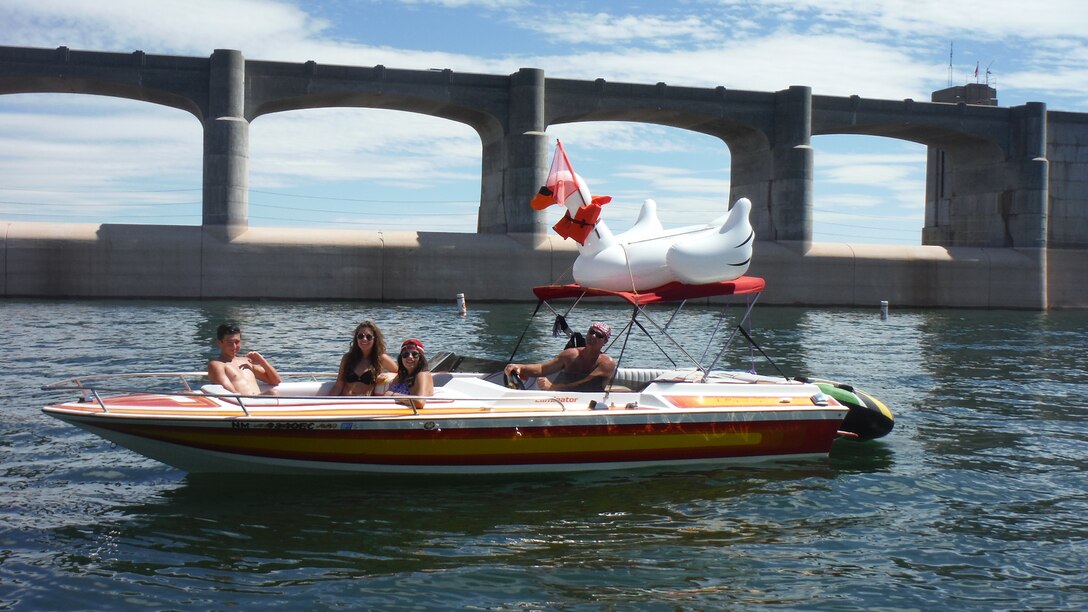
330;320;397;396
382;338;434;409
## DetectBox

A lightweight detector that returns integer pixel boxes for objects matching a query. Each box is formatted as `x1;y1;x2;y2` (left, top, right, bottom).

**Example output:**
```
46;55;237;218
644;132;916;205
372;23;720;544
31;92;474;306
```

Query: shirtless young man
207;323;282;395
504;322;617;392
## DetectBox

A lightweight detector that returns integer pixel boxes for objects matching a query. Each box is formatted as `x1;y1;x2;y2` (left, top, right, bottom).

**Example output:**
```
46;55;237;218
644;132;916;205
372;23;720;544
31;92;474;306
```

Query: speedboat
41;276;894;475
42;141;892;475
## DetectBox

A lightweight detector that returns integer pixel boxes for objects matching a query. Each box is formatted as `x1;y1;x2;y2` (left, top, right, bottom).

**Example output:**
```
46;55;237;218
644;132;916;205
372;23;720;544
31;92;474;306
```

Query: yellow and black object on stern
798;377;894;441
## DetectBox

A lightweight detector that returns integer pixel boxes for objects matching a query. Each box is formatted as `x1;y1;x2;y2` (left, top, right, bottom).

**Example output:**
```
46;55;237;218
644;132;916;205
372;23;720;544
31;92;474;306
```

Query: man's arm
207;361;239;393
247;351;281;386
505;351;571;379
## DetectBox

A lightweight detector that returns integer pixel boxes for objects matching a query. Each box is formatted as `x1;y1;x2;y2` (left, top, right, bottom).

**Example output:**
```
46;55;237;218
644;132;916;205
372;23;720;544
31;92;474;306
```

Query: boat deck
45;372;841;422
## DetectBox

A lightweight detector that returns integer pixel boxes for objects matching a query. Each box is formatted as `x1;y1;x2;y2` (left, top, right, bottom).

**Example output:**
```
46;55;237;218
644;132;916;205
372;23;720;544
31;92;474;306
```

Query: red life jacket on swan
552;196;611;245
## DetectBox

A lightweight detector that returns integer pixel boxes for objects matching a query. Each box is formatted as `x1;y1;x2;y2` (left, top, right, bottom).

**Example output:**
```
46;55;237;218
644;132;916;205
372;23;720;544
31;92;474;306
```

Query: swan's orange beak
530;186;557;210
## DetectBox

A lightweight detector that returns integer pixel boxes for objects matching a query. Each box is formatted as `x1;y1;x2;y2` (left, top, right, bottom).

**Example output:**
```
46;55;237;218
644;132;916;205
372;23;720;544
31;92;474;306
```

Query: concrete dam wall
4;222;1070;309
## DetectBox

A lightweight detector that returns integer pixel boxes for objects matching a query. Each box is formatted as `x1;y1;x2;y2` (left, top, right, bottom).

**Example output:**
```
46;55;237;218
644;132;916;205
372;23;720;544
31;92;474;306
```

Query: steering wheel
502;371;523;390
497;370;537;391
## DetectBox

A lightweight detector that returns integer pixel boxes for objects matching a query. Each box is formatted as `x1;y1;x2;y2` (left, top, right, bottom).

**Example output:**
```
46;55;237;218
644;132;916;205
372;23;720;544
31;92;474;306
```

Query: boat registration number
232;421;316;430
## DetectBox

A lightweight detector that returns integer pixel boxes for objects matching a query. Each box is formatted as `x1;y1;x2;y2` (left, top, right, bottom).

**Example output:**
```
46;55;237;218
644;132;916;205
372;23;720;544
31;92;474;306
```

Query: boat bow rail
40;368;841;421
39;370;654;417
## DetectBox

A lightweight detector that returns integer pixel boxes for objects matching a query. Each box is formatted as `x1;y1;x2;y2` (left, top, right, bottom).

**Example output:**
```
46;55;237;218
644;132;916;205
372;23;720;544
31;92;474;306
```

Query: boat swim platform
1;221;1081;309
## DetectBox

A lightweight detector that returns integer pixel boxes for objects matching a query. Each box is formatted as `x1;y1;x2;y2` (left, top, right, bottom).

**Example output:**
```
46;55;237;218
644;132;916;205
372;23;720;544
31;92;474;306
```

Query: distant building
930;83;998;106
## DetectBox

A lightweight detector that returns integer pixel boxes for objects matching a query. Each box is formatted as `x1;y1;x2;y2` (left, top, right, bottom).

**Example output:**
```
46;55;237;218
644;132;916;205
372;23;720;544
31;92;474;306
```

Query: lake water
2;299;1087;610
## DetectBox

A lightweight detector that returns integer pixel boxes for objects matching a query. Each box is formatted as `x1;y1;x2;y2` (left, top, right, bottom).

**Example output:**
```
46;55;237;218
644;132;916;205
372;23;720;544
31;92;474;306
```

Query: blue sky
1;0;1086;243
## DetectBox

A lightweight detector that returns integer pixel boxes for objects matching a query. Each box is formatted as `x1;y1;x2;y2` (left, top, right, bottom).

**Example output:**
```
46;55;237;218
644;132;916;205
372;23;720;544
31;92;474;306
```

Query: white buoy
456;293;467;316
880;300;889;320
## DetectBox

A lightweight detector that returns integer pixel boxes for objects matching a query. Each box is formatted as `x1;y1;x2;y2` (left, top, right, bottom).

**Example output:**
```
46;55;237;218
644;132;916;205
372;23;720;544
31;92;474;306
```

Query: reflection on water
36;460;880;609
3;299;1088;609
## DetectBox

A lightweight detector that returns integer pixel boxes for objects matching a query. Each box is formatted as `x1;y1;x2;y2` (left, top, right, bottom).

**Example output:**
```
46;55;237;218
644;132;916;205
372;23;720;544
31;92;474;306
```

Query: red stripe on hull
80;417;842;467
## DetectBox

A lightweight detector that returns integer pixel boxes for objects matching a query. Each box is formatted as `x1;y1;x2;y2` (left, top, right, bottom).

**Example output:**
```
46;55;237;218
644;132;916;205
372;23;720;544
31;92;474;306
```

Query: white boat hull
43;373;852;475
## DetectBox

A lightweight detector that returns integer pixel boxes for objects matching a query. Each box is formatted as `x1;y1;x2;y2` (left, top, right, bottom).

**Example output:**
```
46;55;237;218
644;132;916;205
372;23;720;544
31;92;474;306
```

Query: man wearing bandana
504;322;617;392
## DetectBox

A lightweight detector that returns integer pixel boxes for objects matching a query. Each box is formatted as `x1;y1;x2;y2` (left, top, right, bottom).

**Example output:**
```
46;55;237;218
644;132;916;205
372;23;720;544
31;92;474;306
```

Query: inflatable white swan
532;142;754;292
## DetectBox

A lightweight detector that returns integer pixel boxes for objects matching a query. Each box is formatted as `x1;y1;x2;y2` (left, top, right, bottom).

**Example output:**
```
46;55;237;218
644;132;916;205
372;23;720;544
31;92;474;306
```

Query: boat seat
201;383;271;396
200;381;337;398
610;368;671;391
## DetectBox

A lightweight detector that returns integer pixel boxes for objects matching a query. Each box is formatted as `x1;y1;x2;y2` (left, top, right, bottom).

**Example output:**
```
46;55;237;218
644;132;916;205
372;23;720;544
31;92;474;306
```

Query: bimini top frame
525;277;768;384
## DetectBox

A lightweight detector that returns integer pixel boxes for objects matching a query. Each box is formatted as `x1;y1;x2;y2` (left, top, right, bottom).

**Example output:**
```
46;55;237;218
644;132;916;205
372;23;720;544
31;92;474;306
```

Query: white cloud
0;0;329;56
516;12;723;47
250;108;479;186
710;0;1088;41
509;33;938;102
550;124;678;156
393;0;527;7
0;95;200;189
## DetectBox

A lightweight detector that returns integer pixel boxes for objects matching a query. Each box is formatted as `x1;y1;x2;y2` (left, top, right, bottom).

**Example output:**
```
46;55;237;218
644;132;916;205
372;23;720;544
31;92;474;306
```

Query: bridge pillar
924;102;1048;249
1007;102;1049;248
202;49;249;240
768;86;813;243
479;68;547;235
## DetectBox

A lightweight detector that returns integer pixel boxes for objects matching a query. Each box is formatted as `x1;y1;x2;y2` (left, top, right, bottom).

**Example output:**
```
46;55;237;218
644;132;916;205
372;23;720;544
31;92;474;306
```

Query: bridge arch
540;122;737;234
544;81;808;241
0;45;1052;249
808;133;927;244
0;48;206;121
0;92;202;226
245;62;543;235
0;75;203;121
246;106;482;231
812;96;1047;248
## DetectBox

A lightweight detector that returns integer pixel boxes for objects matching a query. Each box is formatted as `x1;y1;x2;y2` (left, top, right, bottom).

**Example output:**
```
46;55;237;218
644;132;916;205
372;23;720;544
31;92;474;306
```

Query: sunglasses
587;330;607;340
400;350;422;359
356;333;375;341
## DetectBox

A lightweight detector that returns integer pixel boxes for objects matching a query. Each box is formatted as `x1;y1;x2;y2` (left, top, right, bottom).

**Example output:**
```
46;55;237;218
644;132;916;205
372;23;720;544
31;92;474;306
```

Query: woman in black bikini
330;320;397;396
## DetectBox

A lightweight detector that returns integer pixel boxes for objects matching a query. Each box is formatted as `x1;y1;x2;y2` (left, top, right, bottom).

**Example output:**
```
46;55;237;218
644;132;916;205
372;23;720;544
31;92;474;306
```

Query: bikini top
343;369;376;385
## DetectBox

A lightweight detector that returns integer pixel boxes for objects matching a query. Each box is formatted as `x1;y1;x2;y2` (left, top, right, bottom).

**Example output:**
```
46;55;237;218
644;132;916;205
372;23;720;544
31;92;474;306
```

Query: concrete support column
1007;102;1048;248
922;145;950;246
1009;101;1049;309
728;134;774;241
479;68;547;235
770;86;813;243
202;49;249;240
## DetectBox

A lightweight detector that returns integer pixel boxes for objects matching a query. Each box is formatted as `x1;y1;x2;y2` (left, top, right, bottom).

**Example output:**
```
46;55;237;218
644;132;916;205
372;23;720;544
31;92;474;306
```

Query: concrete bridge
2;45;1086;308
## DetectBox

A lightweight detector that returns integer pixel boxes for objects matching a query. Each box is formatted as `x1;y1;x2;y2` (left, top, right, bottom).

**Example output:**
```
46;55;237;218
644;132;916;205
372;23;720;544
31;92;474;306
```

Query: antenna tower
947;41;953;86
